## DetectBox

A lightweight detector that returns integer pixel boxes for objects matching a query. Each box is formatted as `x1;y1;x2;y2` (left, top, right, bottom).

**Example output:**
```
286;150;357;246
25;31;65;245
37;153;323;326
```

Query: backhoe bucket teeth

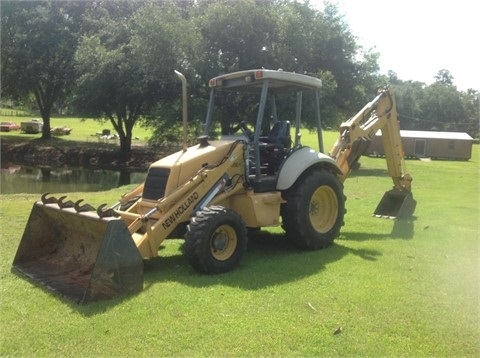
12;202;143;304
373;190;417;219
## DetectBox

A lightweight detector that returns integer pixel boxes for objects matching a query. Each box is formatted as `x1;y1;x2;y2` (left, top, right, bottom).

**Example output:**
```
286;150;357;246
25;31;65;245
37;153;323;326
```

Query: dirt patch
1;137;171;171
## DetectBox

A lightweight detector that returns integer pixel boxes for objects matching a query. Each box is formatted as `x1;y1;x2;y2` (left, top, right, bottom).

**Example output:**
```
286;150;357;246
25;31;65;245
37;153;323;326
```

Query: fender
276;146;342;190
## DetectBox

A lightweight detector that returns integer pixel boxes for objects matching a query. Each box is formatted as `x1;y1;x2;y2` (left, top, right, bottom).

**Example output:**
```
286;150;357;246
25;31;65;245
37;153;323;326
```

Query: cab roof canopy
208;69;322;94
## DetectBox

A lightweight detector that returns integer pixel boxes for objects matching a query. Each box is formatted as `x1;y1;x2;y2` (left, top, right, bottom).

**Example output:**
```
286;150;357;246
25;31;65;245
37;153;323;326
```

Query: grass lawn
0;114;152;146
0;125;479;356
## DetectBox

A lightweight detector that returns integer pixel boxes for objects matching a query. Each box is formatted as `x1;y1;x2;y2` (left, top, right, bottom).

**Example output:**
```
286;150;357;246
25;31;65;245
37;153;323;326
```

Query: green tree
459;89;479;137
193;0;379;131
274;2;380;125
195;0;276;78
193;0;277;134
434;69;454;86
391;80;426;130
72;1;198;153
385;71;478;136
419;83;466;131
273;0;317;71
311;3;375;113
1;1;86;139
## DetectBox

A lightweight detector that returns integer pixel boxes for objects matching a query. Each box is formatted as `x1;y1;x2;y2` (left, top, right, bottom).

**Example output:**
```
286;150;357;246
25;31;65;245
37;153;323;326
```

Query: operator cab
205;69;324;192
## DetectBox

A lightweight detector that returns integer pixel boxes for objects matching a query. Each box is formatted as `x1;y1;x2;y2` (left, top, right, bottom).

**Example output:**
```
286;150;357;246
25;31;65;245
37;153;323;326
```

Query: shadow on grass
70;220;416;315
340;216;416;242
391;216;417;238
141;230;382;291
348;167;388;178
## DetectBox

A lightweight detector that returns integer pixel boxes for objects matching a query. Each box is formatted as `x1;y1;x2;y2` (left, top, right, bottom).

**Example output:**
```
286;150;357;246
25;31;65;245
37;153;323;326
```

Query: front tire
281;168;345;250
184;206;248;273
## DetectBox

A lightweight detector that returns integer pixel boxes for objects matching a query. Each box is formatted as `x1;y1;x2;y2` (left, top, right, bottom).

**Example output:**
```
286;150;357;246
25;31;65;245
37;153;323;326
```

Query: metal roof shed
367;130;474;160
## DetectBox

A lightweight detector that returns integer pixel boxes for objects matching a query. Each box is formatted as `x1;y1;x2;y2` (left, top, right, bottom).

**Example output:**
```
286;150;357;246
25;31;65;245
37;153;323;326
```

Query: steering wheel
239;120;254;140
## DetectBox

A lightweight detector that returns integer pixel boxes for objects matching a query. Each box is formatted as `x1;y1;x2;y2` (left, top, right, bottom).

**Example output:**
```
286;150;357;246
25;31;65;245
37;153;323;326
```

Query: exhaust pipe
175;70;188;152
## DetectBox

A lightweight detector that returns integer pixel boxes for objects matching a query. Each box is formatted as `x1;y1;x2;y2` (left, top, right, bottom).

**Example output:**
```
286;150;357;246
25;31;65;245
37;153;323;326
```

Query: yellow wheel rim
309;185;338;233
210;224;238;261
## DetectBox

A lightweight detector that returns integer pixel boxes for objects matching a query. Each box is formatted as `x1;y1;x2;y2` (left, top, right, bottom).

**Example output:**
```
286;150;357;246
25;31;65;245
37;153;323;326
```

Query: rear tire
281;168;345;250
184;206;248;273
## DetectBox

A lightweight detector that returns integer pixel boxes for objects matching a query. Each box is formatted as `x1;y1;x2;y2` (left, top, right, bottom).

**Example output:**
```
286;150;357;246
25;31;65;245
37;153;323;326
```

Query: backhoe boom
329;87;416;218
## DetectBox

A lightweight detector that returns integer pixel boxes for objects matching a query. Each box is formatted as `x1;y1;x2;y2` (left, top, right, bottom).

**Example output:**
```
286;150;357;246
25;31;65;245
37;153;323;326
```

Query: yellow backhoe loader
12;69;416;304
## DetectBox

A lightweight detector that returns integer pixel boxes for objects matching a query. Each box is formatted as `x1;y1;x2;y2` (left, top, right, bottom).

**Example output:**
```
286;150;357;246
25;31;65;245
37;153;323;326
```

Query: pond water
0;164;147;195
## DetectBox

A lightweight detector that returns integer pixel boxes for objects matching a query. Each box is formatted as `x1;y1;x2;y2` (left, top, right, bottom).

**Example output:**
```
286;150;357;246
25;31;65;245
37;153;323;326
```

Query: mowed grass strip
0;114;152;145
0;130;478;356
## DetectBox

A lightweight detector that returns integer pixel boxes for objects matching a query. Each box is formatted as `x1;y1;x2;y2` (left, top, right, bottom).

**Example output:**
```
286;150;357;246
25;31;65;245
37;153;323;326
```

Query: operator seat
254;120;291;179
260;120;291;148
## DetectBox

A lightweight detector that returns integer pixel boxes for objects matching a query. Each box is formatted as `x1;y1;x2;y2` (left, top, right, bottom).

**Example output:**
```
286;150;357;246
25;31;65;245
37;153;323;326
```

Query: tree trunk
40;115;52;139
119;135;132;154
34;86;52;140
109;110;138;155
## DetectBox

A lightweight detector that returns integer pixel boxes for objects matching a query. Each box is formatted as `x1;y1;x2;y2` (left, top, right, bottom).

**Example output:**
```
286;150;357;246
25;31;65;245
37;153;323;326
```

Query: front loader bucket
12;202;143;304
373;189;417;219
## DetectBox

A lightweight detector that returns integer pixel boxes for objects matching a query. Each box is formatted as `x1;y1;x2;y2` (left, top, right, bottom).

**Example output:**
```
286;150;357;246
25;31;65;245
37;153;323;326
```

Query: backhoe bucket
12;202;143;304
373;189;416;219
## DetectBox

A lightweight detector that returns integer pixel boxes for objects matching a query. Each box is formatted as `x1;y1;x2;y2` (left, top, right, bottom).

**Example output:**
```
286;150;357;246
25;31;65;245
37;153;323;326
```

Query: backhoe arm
329;87;412;191
329;87;416;218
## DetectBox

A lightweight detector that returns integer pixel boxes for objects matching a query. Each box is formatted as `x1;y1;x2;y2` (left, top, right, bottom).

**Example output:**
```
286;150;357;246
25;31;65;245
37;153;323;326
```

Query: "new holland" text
162;192;199;229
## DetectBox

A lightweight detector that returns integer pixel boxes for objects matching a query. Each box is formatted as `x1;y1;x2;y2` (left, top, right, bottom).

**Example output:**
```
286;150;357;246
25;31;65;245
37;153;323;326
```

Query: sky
311;0;479;91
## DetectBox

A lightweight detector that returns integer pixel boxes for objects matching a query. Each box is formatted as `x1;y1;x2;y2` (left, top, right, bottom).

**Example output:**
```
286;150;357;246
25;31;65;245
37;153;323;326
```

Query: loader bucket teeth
97;203;118;218
41;192;57;205
74;199;95;213
58;196;75;209
373;189;417;219
12;202;143;304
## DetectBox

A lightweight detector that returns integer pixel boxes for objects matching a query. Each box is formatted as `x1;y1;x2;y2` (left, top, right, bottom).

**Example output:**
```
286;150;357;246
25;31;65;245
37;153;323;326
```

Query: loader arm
119;140;247;258
329;87;415;218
